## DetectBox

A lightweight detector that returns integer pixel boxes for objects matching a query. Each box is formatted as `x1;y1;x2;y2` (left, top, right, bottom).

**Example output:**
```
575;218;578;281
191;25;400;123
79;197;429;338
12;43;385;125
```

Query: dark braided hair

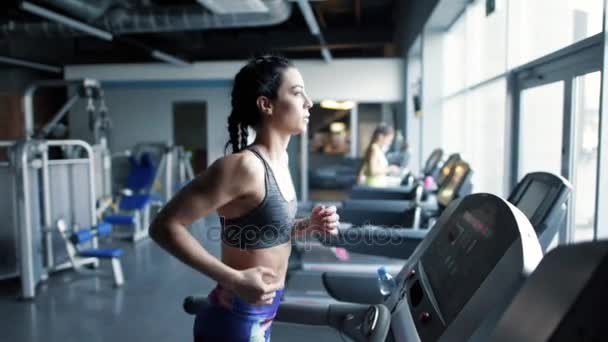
225;55;294;154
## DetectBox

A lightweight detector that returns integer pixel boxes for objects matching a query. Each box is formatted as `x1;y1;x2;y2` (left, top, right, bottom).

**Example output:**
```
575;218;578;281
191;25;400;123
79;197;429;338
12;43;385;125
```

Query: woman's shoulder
370;143;383;154
208;150;265;183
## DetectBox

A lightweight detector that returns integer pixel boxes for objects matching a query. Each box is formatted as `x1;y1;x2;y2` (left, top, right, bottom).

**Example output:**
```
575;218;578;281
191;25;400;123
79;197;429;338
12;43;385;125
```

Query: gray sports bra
221;147;298;249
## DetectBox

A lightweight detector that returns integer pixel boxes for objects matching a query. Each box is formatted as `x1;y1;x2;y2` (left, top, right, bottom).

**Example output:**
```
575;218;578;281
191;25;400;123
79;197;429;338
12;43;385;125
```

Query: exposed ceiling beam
279;42;390;52
125;29;392;54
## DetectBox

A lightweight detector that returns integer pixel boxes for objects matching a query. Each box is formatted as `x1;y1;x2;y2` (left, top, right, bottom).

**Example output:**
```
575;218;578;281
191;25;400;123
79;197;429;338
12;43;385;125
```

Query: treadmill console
508;172;572;252
435;154;461;187
436;161;472;207
423;149;444;177
388;193;542;342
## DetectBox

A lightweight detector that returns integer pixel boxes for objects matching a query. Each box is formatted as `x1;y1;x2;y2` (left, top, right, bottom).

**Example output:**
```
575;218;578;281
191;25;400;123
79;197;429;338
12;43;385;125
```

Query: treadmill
490;240;608;341
339;160;473;229
321;172;570;262
320;172;571;304
349;153;462;200
282;160;472;282
184;193;543;341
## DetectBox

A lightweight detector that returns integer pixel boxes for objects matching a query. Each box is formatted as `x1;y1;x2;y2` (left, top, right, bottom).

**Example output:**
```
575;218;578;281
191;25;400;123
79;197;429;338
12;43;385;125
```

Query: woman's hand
388;164;402;176
309;205;340;236
228;266;283;305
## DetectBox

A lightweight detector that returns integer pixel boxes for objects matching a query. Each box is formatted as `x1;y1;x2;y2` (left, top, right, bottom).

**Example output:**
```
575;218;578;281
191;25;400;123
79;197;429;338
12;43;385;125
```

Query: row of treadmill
185;149;608;341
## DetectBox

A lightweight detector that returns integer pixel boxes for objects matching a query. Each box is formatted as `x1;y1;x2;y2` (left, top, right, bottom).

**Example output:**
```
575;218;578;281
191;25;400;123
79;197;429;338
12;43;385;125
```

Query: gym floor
0;215;342;341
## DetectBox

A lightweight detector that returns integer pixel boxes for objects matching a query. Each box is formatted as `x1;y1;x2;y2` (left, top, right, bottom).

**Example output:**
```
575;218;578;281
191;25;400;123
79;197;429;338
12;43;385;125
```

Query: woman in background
357;123;397;187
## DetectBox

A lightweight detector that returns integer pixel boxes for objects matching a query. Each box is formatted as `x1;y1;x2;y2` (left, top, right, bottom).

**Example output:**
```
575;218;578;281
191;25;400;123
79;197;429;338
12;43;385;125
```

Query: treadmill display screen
462;211;491;238
420;202;517;323
424;150;442;175
517;180;549;220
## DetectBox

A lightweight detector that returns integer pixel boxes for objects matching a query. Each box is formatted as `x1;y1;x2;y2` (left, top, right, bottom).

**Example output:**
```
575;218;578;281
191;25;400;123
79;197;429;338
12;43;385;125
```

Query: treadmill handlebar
183;295;205;315
322;272;384;304
183;296;391;342
183;296;367;323
318;225;427;259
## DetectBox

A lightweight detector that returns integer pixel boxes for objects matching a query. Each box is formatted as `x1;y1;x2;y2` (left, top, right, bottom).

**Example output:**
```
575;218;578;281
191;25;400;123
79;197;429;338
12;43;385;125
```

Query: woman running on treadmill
150;55;340;342
357;123;398;187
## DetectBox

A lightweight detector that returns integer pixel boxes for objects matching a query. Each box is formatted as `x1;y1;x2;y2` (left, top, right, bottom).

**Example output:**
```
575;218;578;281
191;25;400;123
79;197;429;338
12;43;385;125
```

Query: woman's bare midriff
221;241;292;287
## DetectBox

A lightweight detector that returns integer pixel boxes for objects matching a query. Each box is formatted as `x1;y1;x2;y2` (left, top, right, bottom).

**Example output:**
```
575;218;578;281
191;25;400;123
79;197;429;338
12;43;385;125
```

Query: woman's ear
256;96;273;117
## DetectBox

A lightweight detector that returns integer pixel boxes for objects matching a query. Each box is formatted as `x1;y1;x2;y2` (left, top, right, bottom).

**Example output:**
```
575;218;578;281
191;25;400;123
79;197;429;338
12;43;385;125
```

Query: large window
439;0;509;194
467;79;507;195
442;80;507;195
508;0;603;68
441;95;467;155
443;18;466;96
421;0;606;232
518;82;565;178
572;71;601;242
465;0;508;86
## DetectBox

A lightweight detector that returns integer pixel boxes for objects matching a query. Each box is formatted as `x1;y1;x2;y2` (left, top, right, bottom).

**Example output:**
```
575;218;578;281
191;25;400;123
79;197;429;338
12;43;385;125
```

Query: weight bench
57;219;125;287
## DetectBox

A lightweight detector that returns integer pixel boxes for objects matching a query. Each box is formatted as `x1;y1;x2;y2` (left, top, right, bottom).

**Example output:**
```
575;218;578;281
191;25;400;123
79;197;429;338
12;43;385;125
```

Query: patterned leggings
194;285;283;342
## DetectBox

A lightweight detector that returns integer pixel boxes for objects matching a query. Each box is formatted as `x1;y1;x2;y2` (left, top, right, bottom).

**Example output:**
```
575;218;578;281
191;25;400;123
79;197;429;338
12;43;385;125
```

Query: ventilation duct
1;0;292;37
197;0;270;14
41;0;115;22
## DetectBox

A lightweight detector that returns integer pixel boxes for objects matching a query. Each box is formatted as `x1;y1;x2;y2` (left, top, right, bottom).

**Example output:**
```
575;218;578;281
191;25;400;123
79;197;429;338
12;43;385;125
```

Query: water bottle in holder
377;266;396;297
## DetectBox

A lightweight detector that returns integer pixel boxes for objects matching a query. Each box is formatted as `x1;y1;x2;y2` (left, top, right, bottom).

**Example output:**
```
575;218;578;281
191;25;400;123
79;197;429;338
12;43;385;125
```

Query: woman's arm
291;205;339;238
150;154;282;303
367;145;390;176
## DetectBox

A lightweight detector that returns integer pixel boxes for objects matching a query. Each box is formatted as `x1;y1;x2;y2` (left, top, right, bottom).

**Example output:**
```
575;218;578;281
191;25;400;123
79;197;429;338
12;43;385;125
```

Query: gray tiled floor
0;218;215;341
0;215;347;341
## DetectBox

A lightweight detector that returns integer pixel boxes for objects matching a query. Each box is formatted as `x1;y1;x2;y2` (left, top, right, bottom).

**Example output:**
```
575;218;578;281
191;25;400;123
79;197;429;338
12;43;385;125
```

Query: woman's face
266;67;313;134
381;133;394;149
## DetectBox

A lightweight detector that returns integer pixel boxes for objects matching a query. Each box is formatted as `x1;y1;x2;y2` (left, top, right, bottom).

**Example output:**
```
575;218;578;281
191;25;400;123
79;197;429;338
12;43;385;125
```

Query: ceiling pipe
0;55;62;74
295;0;332;63
20;1;114;41
21;1;191;67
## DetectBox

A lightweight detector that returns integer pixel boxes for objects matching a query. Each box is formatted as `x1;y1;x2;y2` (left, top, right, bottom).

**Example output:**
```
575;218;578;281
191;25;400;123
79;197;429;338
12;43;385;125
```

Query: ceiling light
21;1;113;41
320;100;356;111
330;122;346;133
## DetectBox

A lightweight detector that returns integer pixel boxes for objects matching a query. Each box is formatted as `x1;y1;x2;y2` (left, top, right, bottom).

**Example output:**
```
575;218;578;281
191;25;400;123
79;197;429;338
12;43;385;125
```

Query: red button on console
419;312;431;324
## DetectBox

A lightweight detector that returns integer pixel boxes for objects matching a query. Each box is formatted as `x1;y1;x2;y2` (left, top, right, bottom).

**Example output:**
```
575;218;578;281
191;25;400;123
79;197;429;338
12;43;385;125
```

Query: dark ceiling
0;0;405;66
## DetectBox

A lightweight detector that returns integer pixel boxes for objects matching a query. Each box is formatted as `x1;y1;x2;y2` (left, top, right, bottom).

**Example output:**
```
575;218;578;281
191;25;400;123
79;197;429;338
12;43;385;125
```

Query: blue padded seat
118;194;158;211
125;153;157;192
104;214;137;225
97;222;112;236
70;222;113;244
79;248;124;258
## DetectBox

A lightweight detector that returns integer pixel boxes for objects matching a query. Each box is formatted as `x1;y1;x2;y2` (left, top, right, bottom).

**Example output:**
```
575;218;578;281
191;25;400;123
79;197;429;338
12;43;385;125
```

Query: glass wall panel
572;71;601;242
441;95;467;156
508;0;603;68
467;79;507;195
518;82;565;177
442;17;466;96
465;0;508;86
